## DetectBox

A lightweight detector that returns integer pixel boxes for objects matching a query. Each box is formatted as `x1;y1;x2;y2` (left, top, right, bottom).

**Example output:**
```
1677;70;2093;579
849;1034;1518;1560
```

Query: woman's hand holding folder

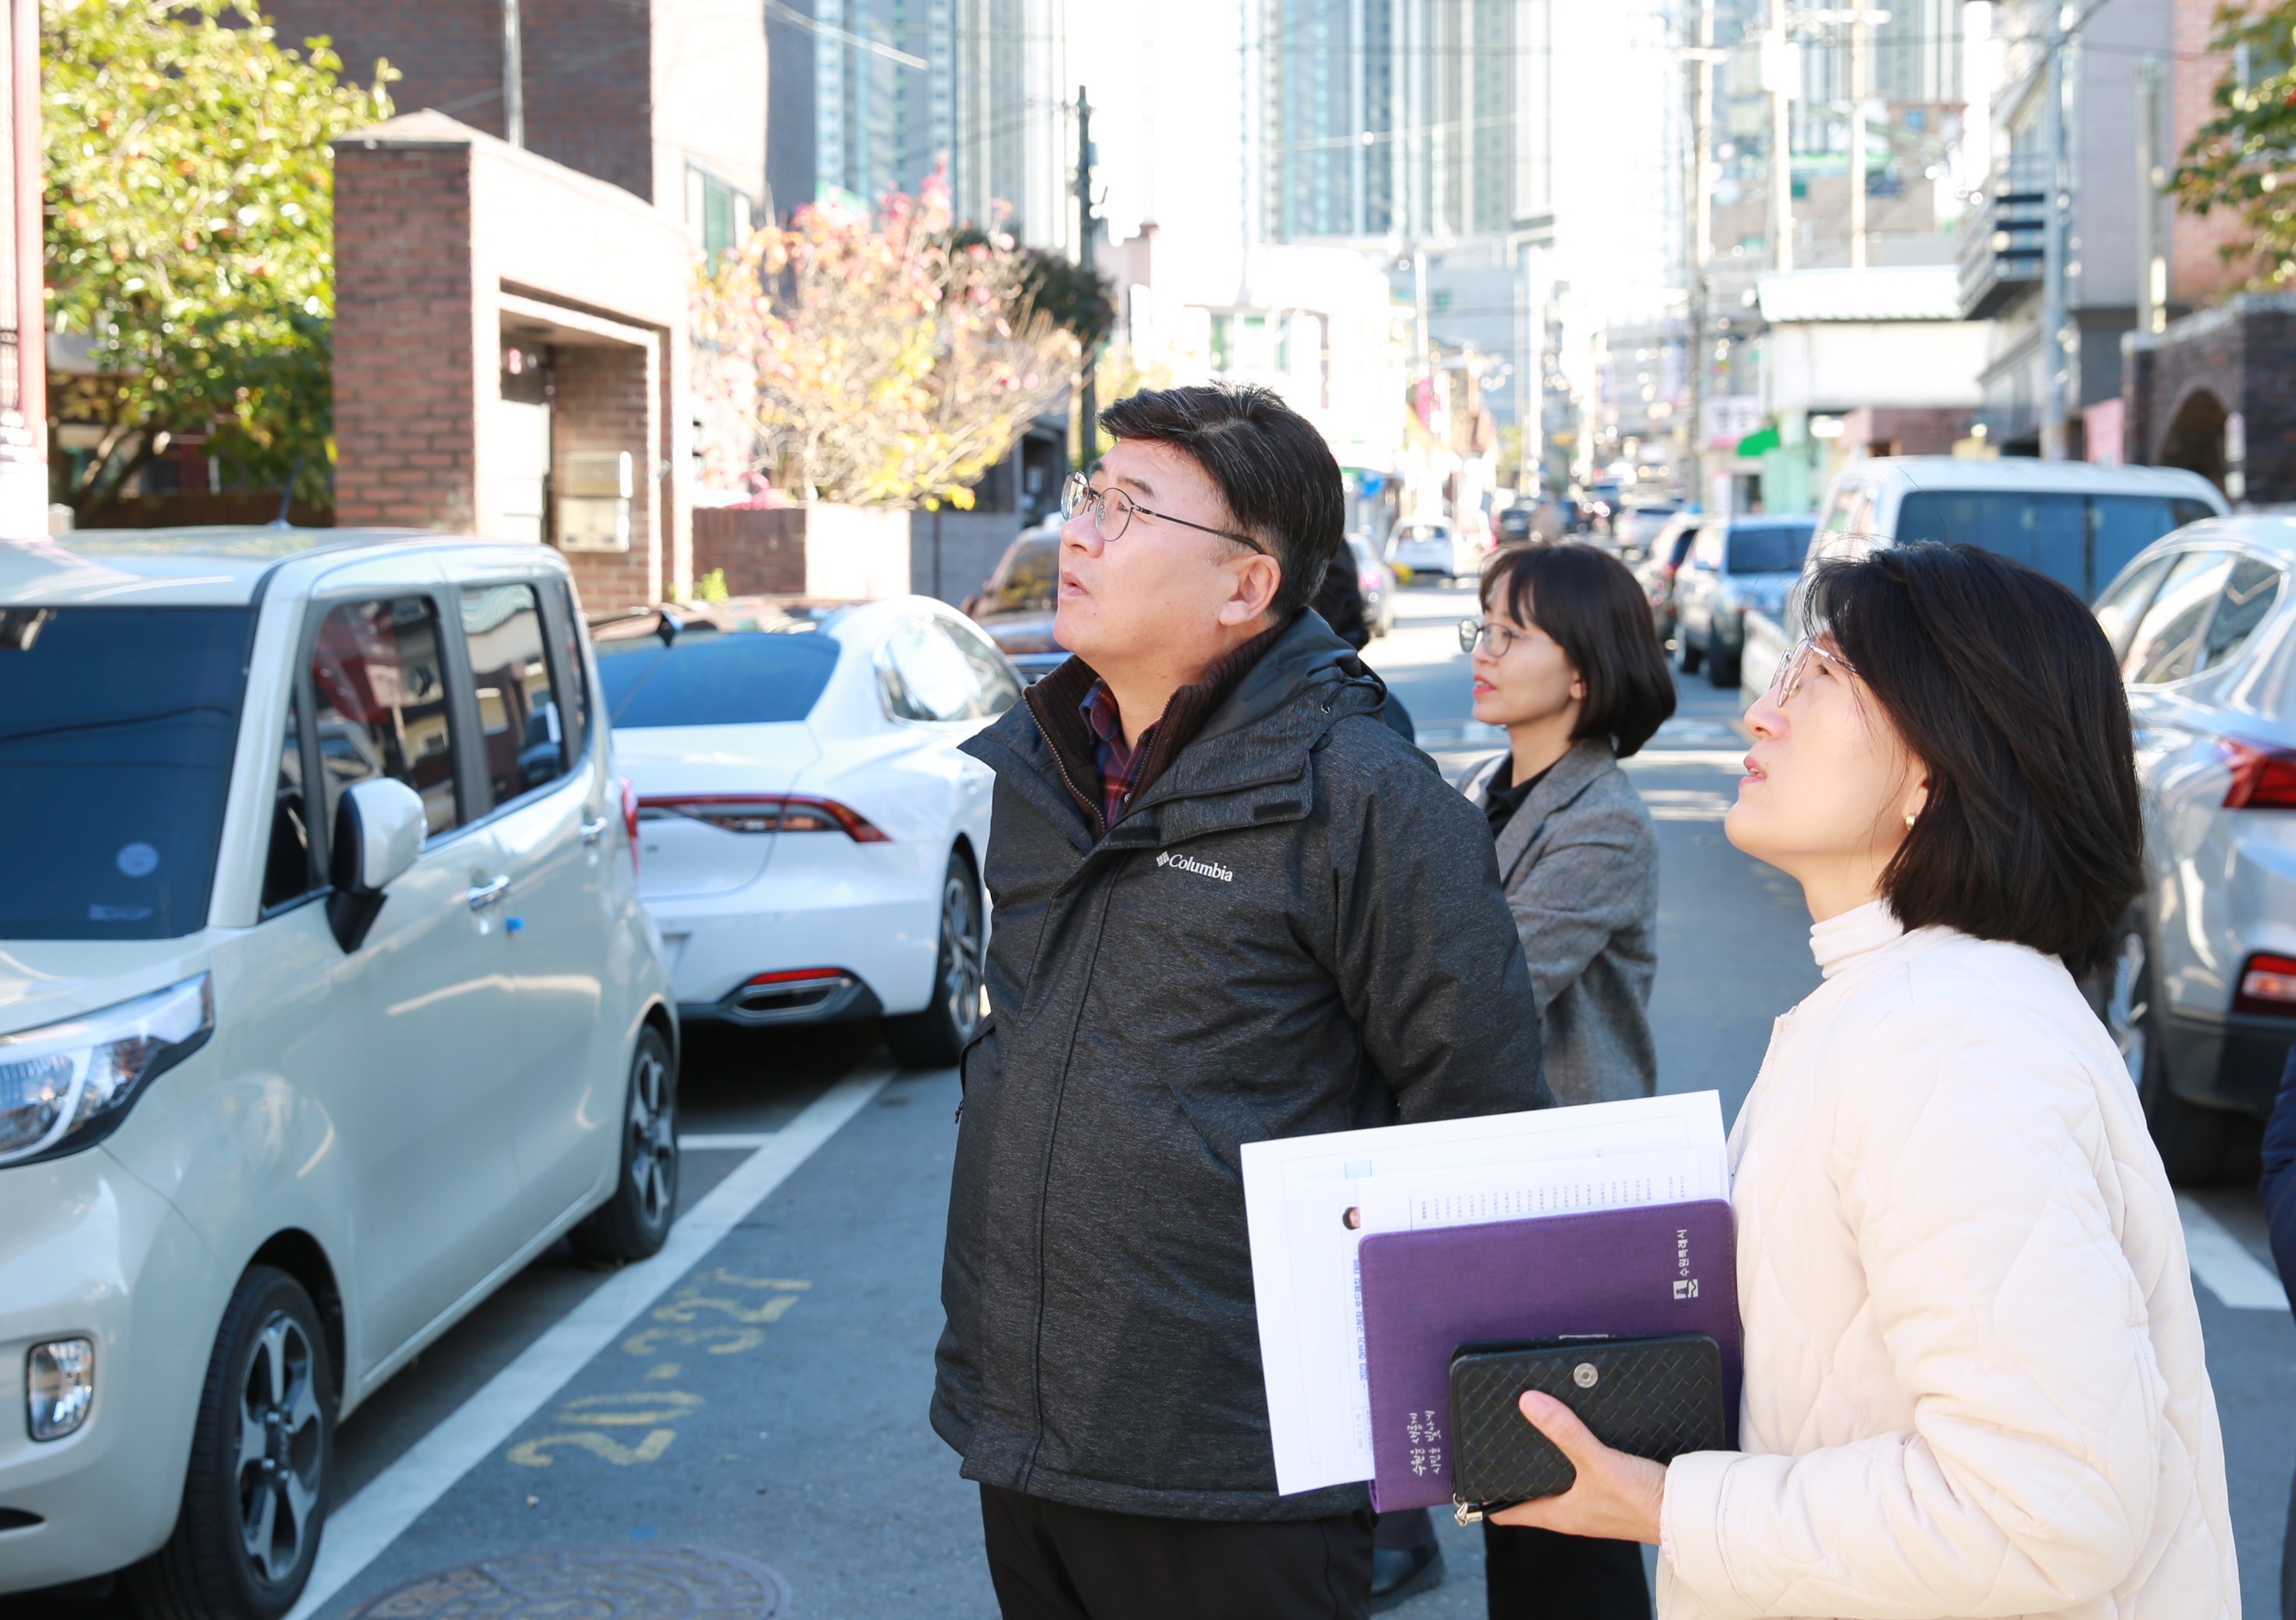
1486;1391;1665;1545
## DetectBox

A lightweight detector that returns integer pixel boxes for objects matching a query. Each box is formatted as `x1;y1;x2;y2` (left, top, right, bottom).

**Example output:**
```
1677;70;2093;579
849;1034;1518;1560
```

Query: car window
2093;553;2175;661
2091;496;2221;592
260;689;317;913
983;539;1057;614
1895;490;2212;600
2203;556;2283;670
1689;525;1724;569
2122;550;2236;685
311;597;463;837
1818;484;1873;536
1725;522;1814;574
942;615;1024;715
461;583;567;808
879;614;1016;721
595;629;840;726
0;605;252;940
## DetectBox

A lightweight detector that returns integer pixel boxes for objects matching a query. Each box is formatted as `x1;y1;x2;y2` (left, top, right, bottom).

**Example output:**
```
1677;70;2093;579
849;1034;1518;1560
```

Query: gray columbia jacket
933;610;1552;1522
1459;738;1659;1105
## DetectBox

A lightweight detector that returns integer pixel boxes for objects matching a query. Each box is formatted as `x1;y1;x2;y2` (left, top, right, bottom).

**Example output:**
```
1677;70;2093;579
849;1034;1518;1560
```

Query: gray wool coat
1458;737;1660;1105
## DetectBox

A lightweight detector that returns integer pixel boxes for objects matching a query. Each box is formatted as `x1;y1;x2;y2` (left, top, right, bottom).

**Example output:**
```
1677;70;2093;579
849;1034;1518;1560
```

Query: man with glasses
936;383;1550;1619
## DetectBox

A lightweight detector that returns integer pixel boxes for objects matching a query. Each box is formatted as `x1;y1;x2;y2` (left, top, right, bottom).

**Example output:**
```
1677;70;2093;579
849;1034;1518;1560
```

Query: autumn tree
43;0;394;511
692;176;1081;507
2169;0;2296;287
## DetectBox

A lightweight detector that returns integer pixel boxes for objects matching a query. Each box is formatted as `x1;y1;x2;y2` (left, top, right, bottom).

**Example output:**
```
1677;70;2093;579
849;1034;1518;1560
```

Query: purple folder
1357;1199;1740;1511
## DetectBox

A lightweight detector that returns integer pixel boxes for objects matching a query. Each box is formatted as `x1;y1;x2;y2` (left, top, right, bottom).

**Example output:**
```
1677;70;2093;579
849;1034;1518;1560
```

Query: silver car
1385;518;1478;581
1668;516;1815;689
2097;515;2296;1182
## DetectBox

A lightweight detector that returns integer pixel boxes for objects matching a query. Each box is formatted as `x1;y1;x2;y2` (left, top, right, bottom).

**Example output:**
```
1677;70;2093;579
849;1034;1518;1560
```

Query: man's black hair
1808;542;2144;977
1096;383;1344;621
1478;542;1677;757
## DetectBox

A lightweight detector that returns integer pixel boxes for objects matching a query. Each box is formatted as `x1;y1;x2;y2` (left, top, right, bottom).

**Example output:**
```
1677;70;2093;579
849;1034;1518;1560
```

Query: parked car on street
1741;456;2231;700
1496;494;1568;545
0;527;677;1618
1667;515;1816;688
1385;518;1478;580
599;596;1013;1069
1628;511;1703;644
1613;501;1685;559
961;522;1064;682
1346;533;1396;636
2091;515;2296;1183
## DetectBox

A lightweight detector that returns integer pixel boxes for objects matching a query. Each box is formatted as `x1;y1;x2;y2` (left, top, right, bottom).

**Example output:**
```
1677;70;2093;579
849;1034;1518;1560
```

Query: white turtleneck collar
1809;899;1905;979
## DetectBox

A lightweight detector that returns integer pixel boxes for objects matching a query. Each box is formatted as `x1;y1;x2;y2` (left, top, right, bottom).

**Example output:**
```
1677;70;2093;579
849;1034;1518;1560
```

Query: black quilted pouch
1447;1334;1727;1522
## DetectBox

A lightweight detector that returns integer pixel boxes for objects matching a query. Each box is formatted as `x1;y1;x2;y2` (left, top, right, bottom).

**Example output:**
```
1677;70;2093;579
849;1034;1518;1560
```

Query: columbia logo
1155;851;1234;882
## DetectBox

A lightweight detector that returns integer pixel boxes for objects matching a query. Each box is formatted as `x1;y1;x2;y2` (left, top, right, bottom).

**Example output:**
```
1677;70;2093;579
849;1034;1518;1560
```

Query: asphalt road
30;572;2295;1619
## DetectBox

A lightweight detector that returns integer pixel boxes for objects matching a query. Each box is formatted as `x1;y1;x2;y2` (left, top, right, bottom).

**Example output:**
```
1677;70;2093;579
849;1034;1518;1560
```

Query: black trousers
1482;1523;1650;1620
979;1483;1375;1620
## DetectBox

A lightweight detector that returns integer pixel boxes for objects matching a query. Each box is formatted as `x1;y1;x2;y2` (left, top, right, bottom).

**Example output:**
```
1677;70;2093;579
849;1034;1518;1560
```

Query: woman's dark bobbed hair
1807;542;2143;977
1480;542;1676;757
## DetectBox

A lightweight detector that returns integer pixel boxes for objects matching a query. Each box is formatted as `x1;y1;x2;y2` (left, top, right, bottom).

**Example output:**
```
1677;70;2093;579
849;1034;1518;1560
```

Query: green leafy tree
2169;1;2294;286
43;0;394;510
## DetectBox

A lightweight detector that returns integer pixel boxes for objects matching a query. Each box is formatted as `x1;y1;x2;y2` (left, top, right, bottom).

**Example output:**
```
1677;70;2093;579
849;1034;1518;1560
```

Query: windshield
982;539;1057;615
595;629;841;727
0;606;253;940
1727;522;1814;574
1395;524;1449;543
1895;491;2219;601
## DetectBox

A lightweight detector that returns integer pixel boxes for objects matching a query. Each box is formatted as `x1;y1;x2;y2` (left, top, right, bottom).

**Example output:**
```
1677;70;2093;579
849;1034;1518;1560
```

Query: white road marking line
2177;1193;2290;1311
679;1131;778;1150
289;1067;892;1620
1620;750;1749;771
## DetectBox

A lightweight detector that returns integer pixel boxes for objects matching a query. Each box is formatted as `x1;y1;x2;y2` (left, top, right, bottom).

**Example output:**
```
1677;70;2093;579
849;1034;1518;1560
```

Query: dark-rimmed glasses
1770;636;1858;706
1458;618;1531;657
1061;470;1267;554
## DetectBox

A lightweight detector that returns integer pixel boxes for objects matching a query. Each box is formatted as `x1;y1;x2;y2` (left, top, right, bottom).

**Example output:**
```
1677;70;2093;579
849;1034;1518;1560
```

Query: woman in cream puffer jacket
1491;543;2237;1618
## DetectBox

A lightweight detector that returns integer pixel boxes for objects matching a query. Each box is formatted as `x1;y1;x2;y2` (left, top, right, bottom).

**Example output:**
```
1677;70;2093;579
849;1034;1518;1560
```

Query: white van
0;529;677;1617
1741;457;2229;700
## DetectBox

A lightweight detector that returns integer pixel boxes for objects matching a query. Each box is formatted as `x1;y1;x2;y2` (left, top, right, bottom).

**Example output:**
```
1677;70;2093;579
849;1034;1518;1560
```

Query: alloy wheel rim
626;1047;675;1225
941;874;985;1039
235;1312;323;1585
2105;930;2148;1087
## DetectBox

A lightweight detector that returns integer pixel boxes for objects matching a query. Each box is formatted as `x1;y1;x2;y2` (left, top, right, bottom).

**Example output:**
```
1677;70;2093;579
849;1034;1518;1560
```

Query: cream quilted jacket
1657;903;2237;1620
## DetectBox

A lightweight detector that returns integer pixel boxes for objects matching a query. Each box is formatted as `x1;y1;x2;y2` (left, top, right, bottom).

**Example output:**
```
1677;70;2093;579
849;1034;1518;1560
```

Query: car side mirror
326;778;426;952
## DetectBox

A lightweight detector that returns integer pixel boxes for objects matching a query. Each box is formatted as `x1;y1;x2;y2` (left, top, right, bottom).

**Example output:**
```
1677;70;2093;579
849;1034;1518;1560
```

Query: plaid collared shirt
1081;680;1158;830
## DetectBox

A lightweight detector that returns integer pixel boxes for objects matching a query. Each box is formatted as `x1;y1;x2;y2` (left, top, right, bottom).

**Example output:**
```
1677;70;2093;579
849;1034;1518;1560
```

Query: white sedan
595;596;1018;1066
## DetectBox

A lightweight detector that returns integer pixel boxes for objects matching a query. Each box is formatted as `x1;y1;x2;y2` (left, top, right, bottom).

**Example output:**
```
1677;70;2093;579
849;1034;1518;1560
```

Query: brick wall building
332;111;693;608
2125;294;2296;504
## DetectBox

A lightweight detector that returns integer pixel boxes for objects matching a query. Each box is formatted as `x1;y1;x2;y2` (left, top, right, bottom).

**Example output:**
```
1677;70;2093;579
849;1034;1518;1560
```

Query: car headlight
0;975;212;1167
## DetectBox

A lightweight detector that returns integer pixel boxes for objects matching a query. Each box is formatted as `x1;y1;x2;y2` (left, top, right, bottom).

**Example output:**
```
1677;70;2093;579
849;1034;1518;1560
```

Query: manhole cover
348;1547;790;1620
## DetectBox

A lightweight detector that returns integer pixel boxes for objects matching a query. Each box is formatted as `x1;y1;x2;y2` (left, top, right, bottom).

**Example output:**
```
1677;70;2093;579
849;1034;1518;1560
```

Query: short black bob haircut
1097;383;1344;621
1478;542;1675;757
1806;543;2142;978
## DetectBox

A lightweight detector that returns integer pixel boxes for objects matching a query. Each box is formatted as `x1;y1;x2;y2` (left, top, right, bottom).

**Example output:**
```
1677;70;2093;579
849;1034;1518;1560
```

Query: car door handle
579;815;610;844
466;874;512;910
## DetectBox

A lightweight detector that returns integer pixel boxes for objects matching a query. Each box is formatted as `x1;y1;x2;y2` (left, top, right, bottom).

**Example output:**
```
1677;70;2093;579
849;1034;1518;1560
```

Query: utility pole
1767;8;1796;273
1075;87;1099;471
2040;23;2070;459
501;0;524;148
1688;0;1716;507
1847;10;1866;269
2136;55;2164;337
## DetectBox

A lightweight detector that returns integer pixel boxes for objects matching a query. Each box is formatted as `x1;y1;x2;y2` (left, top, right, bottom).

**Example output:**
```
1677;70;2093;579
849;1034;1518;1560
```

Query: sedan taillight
2236;952;2296;1015
640;793;890;842
2220;739;2296;810
619;776;640;877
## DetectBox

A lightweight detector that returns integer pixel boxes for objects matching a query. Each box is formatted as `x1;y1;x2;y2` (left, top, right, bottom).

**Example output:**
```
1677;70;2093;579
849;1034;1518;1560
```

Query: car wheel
884;852;986;1069
126;1268;332;1620
569;1026;679;1263
1674;621;1703;675
2108;919;2234;1184
1707;624;1742;688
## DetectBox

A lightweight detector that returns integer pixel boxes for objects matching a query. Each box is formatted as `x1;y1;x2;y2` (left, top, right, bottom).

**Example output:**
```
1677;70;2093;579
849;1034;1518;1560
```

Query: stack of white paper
1241;1091;1729;1496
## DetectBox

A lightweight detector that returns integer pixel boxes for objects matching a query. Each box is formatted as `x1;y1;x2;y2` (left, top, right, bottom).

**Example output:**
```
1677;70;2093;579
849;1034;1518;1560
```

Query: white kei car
597;596;1016;1066
0;528;676;1617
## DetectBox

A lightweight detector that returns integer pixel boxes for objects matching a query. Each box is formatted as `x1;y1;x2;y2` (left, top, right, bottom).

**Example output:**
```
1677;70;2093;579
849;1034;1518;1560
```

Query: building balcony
1958;166;2048;319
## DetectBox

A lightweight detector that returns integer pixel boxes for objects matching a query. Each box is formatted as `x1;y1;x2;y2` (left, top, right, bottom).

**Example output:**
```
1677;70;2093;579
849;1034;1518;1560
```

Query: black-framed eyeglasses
1061;470;1267;554
1459;618;1529;657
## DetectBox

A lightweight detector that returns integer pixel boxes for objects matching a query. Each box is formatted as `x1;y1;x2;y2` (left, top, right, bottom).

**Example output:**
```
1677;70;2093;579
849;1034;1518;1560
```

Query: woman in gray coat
1457;539;1676;1616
